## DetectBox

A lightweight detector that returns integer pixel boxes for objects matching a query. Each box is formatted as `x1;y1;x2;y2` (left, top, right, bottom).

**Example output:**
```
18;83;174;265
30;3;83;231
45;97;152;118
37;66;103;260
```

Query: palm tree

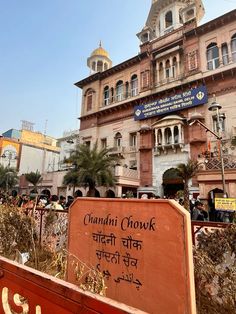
25;170;42;193
64;142;118;197
63;170;80;196
176;159;201;211
0;164;18;193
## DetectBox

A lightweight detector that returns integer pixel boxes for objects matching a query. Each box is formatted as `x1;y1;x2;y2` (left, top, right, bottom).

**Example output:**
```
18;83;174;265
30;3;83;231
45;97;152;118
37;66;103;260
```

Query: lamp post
189;101;227;197
208;101;227;197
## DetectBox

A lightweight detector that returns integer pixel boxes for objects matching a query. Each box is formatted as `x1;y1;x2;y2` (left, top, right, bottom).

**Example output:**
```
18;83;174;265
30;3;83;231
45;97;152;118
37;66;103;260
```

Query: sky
0;0;235;139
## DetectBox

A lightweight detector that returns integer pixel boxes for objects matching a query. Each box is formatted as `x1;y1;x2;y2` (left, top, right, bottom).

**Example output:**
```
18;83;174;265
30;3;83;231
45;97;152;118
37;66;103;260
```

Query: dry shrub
0;204;106;296
0;204;37;259
194;225;236;314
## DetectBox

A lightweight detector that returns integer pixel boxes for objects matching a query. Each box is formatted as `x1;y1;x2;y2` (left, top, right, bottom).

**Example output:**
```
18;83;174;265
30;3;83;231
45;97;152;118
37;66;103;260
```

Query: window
157;129;162;145
92;61;96;71
86;90;93;111
114;132;122;147
221;43;229;65
172;57;177;78
129;133;137;147
174;126;179;143
131;75;138;97
165;11;173;28
206;43;219;70
165;128;172;144
141;71;149;89
116;81;123;101
103;86;109;106
165;60;171;78
97;60;103;72
231;34;236;63
101;138;107;148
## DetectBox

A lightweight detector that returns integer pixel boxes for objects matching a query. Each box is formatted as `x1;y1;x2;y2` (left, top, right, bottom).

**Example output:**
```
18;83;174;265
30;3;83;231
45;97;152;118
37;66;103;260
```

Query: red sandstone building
75;0;236;201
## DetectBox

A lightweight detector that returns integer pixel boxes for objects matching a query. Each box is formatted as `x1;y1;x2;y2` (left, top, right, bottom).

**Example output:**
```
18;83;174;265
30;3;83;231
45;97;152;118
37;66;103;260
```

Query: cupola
87;42;112;74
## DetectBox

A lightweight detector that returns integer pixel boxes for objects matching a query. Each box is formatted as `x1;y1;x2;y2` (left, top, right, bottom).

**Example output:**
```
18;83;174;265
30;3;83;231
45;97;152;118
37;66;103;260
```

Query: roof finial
99;40;102;47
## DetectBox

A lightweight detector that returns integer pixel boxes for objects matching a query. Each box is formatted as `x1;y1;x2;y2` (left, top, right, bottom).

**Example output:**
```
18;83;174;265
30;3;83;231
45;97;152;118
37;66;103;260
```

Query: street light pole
208;101;227;197
189;100;227;197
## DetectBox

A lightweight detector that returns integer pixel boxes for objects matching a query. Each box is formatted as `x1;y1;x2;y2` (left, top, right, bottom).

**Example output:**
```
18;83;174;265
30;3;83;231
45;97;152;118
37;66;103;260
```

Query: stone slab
67;198;196;314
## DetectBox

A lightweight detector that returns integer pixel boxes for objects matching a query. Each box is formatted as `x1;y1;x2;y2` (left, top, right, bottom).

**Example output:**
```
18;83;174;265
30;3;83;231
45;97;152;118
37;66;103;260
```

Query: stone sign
68;198;196;314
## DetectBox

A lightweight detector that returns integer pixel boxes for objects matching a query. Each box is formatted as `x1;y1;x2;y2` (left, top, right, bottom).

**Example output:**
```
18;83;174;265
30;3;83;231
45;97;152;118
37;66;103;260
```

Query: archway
162;168;183;198
86;189;100;197
75;189;83;197
106;189;115;198
41;189;51;198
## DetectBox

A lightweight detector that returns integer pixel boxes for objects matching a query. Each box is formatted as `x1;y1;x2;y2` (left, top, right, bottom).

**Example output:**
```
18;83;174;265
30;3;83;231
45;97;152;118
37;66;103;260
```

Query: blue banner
134;86;208;121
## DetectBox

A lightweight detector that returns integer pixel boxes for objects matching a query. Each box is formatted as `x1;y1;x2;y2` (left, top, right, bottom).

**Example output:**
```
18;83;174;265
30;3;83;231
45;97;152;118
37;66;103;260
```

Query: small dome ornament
87;41;112;74
91;41;109;58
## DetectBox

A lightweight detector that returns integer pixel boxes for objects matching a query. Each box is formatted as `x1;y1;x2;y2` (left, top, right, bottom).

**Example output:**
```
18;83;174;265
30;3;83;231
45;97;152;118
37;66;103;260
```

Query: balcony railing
205;155;236;170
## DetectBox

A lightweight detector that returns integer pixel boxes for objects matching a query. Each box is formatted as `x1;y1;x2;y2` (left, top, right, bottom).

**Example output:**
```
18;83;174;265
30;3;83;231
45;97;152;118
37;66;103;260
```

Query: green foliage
25;170;42;192
0;164;18;192
176;159;201;210
194;226;236;313
64;142;118;196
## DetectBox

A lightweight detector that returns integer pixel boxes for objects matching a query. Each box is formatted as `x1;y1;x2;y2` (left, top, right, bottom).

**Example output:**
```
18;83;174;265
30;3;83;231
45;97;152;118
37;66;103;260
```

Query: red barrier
0;256;147;314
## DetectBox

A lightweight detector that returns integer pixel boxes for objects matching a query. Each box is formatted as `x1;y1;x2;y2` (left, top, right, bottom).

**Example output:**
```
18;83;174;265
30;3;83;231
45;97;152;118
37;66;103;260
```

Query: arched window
206;43;219;70
165;128;172;144
104;63;108;70
231;34;236;63
103;86;109;106
131;74;138;97
165;60;171;78
221;43;229;65
165;11;173;28
174;126;179;143
157;129;162;145
92;61;96;71
114;132;122;147
116;80;123;101
97;60;103;72
86;89;93;111
172;57;177;78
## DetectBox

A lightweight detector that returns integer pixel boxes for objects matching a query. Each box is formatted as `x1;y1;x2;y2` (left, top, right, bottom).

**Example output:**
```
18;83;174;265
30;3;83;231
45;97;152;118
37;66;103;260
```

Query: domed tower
137;0;205;44
87;42;112;74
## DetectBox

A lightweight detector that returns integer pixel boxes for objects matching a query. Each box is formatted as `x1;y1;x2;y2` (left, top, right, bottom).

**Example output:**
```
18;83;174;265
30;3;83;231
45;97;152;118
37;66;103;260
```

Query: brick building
75;0;236;200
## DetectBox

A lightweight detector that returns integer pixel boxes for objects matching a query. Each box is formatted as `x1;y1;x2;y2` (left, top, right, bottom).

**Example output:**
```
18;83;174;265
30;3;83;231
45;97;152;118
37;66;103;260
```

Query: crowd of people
0;192;74;211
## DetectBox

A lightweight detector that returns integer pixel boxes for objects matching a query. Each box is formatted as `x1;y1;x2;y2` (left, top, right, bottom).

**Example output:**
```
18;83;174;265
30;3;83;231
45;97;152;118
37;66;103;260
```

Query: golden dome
91;43;109;58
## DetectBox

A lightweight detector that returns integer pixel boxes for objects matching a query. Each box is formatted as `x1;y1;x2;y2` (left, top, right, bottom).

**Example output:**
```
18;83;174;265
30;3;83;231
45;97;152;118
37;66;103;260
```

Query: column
154;129;158;147
161;128;165;145
170;126;175;144
178;124;182;143
156;62;159;85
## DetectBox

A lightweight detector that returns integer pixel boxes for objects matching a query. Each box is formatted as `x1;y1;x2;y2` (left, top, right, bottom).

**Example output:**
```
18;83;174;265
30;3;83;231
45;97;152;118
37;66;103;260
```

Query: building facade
75;0;236;199
1;127;61;195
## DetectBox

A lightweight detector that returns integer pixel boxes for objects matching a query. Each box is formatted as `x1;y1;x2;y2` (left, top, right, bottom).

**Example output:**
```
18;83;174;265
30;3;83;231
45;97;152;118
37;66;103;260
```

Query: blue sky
0;0;235;138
